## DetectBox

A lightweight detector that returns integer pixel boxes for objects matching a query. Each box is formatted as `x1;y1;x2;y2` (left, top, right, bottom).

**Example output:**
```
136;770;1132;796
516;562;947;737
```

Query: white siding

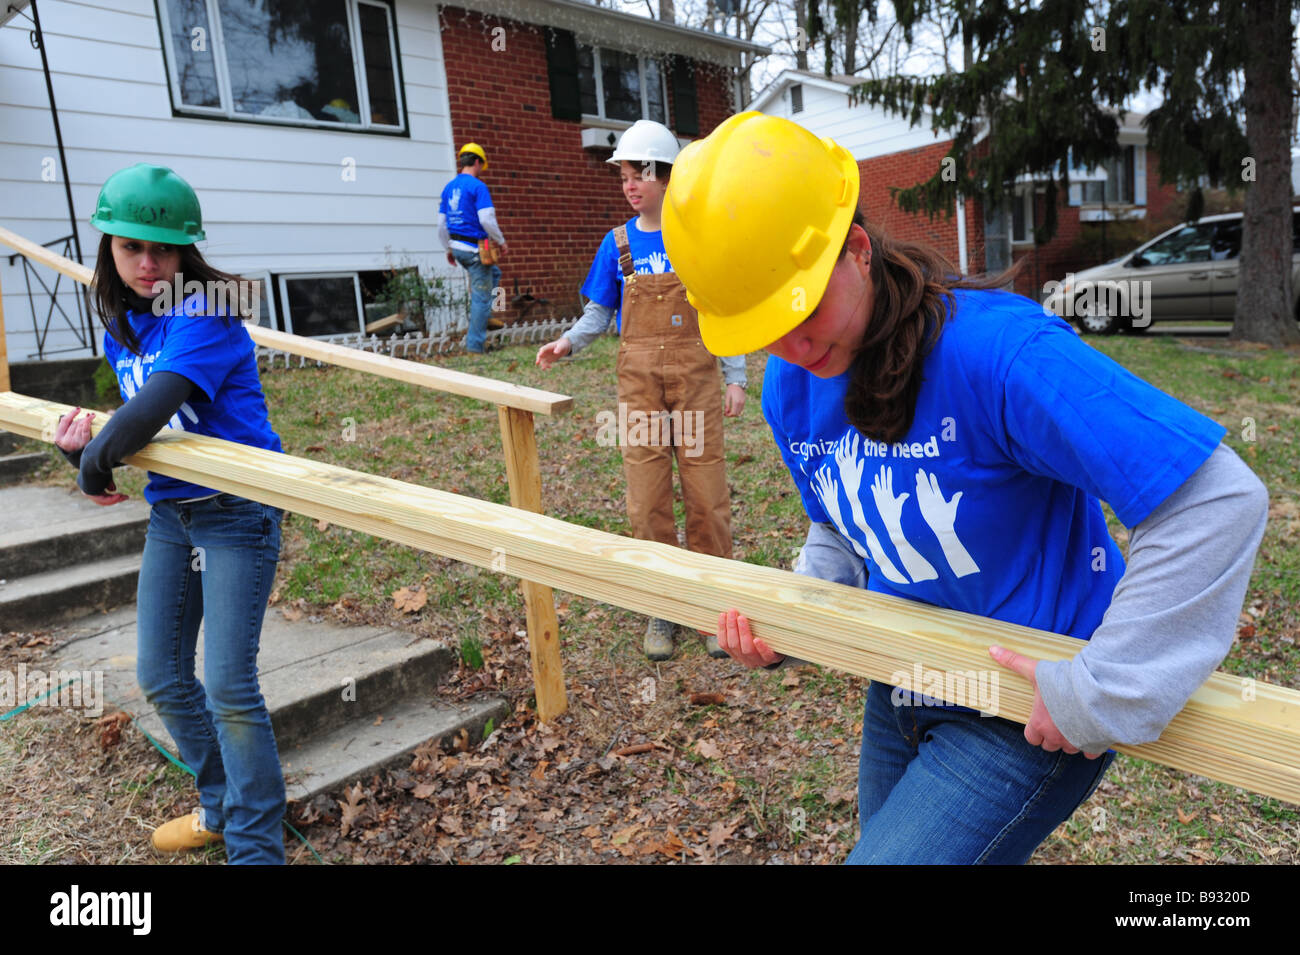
759;80;946;162
1;0;455;361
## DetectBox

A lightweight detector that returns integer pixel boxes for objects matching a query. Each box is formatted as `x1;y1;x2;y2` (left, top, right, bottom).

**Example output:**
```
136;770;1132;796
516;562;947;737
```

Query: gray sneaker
704;631;729;659
644;617;676;661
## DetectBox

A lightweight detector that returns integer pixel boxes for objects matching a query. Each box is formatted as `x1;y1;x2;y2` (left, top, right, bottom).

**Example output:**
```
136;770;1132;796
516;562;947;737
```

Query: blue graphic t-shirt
439;173;493;241
581;218;677;331
763;287;1225;646
103;296;282;503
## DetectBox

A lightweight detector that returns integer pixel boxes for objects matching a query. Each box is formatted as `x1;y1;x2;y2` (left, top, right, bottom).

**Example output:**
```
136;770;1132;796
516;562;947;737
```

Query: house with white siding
1;0;760;363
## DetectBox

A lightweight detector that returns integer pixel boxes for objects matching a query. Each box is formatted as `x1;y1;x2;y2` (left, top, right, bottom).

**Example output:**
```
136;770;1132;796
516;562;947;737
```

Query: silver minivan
1044;208;1300;334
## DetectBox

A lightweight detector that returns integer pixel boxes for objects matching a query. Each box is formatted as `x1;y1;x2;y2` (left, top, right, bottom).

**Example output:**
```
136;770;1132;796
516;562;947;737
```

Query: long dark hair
92;233;246;356
843;211;1024;442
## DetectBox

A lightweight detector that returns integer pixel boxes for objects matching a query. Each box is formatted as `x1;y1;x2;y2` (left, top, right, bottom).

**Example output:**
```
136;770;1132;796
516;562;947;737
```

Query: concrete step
0;552;141;631
281;695;509;802
0;500;150;579
0;430;35;455
49;605;487;799
0;451;47;485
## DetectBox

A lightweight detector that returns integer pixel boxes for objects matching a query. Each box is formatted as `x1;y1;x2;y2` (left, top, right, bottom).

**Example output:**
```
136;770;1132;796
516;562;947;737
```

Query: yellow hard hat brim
664;113;860;357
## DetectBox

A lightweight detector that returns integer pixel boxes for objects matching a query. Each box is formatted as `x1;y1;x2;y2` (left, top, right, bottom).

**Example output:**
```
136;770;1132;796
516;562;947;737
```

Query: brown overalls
613;225;733;560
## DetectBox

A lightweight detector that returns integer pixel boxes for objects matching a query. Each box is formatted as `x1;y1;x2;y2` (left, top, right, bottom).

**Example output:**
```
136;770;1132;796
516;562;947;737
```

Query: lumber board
4;390;1298;804
0;267;9;393
0;225;573;416
365;313;403;334
245;326;573;416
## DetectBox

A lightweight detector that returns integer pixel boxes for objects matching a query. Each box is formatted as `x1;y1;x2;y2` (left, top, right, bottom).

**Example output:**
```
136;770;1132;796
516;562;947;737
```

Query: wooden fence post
497;405;567;721
0;266;9;392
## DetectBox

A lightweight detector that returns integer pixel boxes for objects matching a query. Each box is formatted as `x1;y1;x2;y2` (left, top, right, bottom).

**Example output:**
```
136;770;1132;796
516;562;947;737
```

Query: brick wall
438;7;734;321
858;137;1185;299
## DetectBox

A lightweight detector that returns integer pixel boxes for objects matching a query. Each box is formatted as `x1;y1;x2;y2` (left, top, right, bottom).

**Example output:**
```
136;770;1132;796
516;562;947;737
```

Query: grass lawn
4;330;1297;864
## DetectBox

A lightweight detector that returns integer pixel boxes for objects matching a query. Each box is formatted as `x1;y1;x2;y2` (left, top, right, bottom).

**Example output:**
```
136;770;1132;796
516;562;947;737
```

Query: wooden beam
498;405;566;721
364;312;403;334
0;264;9;393
5;390;1298;804
0;225;574;416
245;326;572;416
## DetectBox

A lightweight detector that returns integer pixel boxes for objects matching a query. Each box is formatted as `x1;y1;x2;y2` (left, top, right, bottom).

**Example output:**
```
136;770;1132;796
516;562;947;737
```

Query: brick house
0;0;761;361
750;69;1181;298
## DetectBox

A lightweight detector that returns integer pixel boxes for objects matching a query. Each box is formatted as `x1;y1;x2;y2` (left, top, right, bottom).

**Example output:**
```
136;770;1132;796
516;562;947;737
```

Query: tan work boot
704;632;729;659
152;812;223;853
644;617;675;661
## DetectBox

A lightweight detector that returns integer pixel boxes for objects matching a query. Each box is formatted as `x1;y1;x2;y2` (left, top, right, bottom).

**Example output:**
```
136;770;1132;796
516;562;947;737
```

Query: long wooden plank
245;326;572;416
0;267;9;393
497;406;566;720
0;225;573;415
6;391;1298;804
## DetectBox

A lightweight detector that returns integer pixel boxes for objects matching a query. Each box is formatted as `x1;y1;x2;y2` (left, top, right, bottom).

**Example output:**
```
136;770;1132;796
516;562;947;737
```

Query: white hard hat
607;120;680;166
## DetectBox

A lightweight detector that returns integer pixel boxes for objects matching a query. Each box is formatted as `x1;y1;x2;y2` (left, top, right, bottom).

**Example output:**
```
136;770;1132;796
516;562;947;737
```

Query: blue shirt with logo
103;296;282;503
581;218;677;331
439;173;494;241
763;287;1225;651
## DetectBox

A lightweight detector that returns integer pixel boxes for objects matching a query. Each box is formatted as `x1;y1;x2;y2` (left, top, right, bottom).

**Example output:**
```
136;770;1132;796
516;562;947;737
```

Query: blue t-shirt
580;218;677;331
439;173;493;240
763;287;1225;647
103;295;282;504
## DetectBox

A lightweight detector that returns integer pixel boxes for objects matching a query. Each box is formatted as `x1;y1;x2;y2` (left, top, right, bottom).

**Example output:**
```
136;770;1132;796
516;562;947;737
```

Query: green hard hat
90;163;206;244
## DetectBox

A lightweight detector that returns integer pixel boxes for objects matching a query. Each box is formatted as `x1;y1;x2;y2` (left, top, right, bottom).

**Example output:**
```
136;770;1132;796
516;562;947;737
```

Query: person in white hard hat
536;120;748;661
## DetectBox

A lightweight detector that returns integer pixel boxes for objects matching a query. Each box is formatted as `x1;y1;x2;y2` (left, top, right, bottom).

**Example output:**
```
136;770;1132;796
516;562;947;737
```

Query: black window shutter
670;56;699;136
545;28;581;121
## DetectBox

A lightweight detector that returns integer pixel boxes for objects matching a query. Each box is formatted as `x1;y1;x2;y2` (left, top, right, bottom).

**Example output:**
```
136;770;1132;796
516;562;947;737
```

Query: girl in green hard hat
667;113;1267;864
53;163;287;864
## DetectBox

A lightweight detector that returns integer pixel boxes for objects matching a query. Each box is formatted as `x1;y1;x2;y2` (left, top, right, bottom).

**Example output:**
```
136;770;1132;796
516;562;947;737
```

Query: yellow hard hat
459;142;488;169
662;112;859;356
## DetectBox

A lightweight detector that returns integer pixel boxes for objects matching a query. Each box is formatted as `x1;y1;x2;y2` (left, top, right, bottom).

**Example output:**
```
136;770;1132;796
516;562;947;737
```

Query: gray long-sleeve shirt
787;442;1268;752
562;299;748;388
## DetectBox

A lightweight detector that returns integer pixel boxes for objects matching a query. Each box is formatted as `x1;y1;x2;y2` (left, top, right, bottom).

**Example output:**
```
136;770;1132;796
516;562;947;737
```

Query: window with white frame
1082;146;1136;204
157;0;405;131
1010;188;1034;244
576;44;668;124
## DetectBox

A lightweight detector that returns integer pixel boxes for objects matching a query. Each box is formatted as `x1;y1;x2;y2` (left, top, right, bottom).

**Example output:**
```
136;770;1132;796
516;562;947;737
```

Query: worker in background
439;143;507;354
536;120;748;661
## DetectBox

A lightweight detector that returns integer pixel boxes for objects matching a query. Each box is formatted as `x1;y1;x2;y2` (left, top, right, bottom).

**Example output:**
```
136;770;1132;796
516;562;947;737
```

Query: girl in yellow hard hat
535;120;748;661
53;163;287;864
666;112;1267;863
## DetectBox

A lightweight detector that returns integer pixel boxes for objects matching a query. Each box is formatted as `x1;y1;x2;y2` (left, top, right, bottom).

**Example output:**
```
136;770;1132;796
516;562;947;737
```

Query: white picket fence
255;316;585;368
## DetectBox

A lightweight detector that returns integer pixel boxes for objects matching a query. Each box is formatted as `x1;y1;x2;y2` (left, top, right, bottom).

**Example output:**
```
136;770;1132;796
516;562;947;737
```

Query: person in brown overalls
536;120;748;660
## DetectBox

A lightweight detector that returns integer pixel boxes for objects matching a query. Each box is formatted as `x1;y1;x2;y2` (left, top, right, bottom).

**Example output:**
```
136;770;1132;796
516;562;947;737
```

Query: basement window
272;271;390;337
157;0;406;132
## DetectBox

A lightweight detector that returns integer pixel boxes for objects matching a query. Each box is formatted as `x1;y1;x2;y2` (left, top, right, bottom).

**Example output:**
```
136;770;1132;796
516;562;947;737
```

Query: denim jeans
451;247;501;352
847;680;1115;864
136;493;285;865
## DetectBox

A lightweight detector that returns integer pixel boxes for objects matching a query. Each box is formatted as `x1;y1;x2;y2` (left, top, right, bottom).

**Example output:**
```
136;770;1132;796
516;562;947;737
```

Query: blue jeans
136;493;285;865
452;247;501;352
847;680;1115;864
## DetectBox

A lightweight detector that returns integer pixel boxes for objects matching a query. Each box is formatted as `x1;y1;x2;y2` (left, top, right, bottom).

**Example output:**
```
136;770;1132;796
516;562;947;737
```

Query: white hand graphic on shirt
812;466;869;563
915;469;980;577
834;434;910;585
645;251;669;274
167;402;198;433
870;465;938;582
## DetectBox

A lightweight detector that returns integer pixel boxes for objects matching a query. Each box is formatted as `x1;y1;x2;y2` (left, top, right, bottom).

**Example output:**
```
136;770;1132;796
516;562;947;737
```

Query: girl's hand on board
84;480;129;507
54;407;95;453
989;645;1103;759
535;337;571;369
723;384;746;418
711;609;784;669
